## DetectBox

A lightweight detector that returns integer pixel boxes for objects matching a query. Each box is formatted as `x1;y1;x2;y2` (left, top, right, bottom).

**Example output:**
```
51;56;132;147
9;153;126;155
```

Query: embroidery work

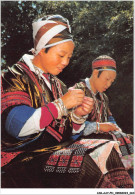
44;139;110;174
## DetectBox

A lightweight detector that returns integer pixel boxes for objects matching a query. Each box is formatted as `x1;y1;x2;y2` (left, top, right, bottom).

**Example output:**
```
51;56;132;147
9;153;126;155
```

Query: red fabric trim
70;155;83;167
46;126;62;142
117;137;131;146
1;91;32;113
2;91;30;98
1;151;23;167
58;155;70;167
72;123;81;131
117;138;125;146
124;137;131;144
92;59;116;69
40;103;58;129
46;154;59;166
58;124;64;134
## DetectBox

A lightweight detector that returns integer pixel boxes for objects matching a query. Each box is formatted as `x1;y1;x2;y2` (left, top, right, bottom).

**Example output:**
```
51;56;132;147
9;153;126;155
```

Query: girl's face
93;70;116;93
38;41;74;75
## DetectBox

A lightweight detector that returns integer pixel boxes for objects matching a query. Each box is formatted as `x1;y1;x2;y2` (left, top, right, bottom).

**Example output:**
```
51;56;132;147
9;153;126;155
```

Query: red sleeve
40;103;58;129
72;122;82;131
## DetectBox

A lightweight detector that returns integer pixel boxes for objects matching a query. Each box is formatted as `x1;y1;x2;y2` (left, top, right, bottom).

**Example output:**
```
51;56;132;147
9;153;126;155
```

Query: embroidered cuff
53;98;68;119
70;110;88;124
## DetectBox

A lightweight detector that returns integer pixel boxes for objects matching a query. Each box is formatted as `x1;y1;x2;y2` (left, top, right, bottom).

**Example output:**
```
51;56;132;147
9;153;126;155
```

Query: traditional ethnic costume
1;16;133;188
74;55;134;179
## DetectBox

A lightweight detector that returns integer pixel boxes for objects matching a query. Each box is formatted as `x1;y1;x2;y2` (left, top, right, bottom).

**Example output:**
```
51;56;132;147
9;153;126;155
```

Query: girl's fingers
83;96;93;101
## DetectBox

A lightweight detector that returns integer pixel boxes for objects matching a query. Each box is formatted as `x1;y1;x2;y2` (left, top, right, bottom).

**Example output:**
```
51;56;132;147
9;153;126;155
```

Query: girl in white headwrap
1;15;133;188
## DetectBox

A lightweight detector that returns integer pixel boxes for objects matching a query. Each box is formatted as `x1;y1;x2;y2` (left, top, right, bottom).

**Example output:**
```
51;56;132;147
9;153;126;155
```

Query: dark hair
97;70;103;77
44;48;50;53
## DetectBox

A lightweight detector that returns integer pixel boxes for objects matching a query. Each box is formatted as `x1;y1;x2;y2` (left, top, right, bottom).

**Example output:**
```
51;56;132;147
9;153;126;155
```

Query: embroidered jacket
1;59;73;152
1;61;133;189
74;80;134;158
74;80;112;123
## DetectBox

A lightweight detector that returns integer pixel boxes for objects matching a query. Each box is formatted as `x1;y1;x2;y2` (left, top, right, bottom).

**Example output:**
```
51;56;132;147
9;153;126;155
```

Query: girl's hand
99;122;119;132
74;97;94;116
61;89;84;109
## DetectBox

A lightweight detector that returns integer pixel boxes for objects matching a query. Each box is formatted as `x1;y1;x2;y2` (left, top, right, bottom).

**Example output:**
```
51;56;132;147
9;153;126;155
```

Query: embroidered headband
31;14;73;55
92;55;116;71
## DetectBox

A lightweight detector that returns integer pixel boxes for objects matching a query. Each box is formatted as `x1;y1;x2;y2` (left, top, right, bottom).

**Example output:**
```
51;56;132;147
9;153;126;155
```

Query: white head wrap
30;15;73;55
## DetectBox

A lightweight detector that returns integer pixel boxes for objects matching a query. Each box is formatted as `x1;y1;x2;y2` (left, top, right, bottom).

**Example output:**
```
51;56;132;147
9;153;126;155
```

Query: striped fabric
32;15;73;55
1;91;32;114
92;55;116;70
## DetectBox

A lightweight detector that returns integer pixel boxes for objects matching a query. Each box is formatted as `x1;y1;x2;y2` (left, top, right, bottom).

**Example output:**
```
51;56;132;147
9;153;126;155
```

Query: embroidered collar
22;54;43;74
22;54;51;90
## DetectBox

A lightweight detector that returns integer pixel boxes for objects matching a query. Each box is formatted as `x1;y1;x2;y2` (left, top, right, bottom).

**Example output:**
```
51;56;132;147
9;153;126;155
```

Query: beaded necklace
51;76;63;99
85;78;108;122
32;63;67;129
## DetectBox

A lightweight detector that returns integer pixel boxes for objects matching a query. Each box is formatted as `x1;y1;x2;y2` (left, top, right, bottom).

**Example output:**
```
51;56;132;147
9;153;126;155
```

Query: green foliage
1;1;133;133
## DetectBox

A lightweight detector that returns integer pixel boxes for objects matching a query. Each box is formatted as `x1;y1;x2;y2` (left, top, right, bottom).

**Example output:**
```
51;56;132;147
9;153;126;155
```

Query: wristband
70;110;88;124
53;98;68;119
96;122;100;133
